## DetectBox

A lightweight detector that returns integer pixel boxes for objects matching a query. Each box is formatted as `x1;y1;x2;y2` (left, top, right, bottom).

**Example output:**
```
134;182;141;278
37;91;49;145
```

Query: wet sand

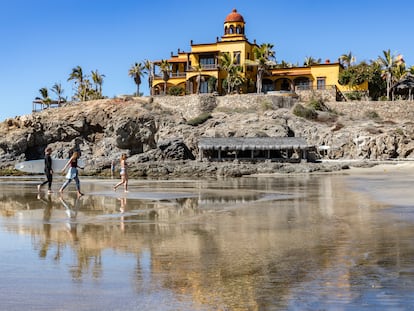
1;167;414;310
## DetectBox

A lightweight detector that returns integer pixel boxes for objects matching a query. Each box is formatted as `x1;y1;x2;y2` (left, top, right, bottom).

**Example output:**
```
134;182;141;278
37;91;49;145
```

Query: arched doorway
281;79;291;91
275;78;292;91
188;75;215;94
262;79;274;93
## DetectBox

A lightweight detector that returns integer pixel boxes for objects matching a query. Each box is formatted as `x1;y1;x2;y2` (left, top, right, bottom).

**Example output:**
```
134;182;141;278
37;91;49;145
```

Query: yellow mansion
151;9;367;98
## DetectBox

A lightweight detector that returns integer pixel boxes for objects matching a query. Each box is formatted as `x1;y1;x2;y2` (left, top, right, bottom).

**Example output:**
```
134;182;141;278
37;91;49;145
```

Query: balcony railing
294;84;336;91
154;72;186;79
201;64;219;70
187;64;219;71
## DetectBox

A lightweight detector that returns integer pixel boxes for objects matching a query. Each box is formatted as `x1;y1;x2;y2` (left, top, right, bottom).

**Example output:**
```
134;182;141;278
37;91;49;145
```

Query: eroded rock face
1;97;414;175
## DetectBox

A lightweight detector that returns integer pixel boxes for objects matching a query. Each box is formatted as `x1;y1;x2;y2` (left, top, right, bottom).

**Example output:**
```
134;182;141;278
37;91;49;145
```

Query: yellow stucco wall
337;81;369;92
310;64;340;86
151;11;369;96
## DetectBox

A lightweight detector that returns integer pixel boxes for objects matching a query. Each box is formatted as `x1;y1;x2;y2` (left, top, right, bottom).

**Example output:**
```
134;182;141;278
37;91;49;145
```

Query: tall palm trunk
386;72;391;100
257;67;264;93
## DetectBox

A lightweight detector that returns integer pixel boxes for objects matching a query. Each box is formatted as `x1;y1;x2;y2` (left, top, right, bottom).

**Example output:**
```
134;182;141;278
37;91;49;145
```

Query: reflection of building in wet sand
1;176;412;309
144;176;401;309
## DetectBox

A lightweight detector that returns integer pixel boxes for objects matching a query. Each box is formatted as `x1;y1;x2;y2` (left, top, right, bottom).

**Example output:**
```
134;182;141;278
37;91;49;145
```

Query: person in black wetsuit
37;147;53;193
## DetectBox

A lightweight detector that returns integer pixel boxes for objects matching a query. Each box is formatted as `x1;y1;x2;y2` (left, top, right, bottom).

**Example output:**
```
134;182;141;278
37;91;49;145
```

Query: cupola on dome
225;9;244;23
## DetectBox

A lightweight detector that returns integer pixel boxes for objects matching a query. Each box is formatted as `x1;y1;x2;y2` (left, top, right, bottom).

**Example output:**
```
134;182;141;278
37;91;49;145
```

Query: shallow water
1;172;414;310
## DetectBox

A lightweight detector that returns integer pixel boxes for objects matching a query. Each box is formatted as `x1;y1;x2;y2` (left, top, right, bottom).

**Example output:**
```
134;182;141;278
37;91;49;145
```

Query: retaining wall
154;94;297;119
153;95;414;121
326;100;414;121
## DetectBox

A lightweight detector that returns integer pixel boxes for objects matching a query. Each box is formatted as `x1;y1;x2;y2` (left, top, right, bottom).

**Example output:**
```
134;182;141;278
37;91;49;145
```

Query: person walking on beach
113;153;128;192
59;151;84;197
37;147;53;194
111;160;115;178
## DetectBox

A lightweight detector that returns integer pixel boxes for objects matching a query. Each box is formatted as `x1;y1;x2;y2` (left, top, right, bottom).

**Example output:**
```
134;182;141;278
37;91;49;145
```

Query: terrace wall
154;94;297;119
326;100;414;121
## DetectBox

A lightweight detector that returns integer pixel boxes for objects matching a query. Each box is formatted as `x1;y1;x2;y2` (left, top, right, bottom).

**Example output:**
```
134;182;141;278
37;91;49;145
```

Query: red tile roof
225;9;244;23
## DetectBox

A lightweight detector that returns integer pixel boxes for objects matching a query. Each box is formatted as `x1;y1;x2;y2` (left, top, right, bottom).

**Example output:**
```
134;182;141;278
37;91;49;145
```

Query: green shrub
261;100;273;111
187;112;212;126
364;110;380;120
168;86;184;96
308;98;325;111
293;104;317;120
379;96;388;101
345;91;363;101
0;168;27;176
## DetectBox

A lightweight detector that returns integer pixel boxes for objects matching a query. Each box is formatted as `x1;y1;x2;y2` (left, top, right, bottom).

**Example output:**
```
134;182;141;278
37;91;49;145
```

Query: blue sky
1;0;414;120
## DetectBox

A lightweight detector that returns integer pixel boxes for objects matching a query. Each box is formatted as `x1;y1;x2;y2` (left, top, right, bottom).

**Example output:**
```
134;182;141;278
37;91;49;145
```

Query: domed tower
222;9;246;41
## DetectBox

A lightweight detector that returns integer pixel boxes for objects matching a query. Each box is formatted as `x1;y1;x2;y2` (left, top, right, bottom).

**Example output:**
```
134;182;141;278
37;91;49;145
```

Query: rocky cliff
1;95;414;177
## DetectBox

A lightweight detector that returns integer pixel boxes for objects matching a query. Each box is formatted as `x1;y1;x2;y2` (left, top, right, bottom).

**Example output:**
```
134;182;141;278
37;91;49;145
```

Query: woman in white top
59;151;84;197
113;153;128;192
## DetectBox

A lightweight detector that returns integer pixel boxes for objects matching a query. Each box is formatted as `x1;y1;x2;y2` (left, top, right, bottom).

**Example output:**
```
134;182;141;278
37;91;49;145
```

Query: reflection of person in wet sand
37;192;53;222
118;197;127;213
60;196;80;242
113;153;128;192
37;193;53;258
118;197;127;231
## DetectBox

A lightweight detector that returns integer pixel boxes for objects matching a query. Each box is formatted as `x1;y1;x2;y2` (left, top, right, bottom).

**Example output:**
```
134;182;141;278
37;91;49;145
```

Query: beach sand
348;161;414;174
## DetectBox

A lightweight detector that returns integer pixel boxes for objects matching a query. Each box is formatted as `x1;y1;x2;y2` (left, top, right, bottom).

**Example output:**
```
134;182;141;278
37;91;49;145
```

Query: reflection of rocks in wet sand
1;173;414;309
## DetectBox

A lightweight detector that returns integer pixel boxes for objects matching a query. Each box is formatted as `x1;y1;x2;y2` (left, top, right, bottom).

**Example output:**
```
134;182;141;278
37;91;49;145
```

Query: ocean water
0;171;414;310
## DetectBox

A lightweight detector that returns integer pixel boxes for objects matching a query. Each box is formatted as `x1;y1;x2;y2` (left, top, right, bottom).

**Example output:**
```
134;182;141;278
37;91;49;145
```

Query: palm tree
68;65;85;101
339;51;356;68
192;64;204;94
159;60;171;95
228;65;244;93
91;70;105;98
79;78;92;101
246;43;276;93
220;52;244;94
143;59;154;96
51;83;65;105
207;76;217;93
220;52;235;94
35;87;52;108
277;60;294;68
391;62;408;99
128;62;145;96
393;62;407;82
377;49;403;100
303;56;321;67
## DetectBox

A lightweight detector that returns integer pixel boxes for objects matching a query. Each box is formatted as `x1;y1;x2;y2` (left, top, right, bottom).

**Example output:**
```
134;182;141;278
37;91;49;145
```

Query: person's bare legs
114;175;126;191
124;176;128;192
59;179;71;194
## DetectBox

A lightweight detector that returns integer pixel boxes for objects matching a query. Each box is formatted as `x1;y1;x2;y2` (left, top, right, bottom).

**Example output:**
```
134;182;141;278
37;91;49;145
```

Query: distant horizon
2;0;414;120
